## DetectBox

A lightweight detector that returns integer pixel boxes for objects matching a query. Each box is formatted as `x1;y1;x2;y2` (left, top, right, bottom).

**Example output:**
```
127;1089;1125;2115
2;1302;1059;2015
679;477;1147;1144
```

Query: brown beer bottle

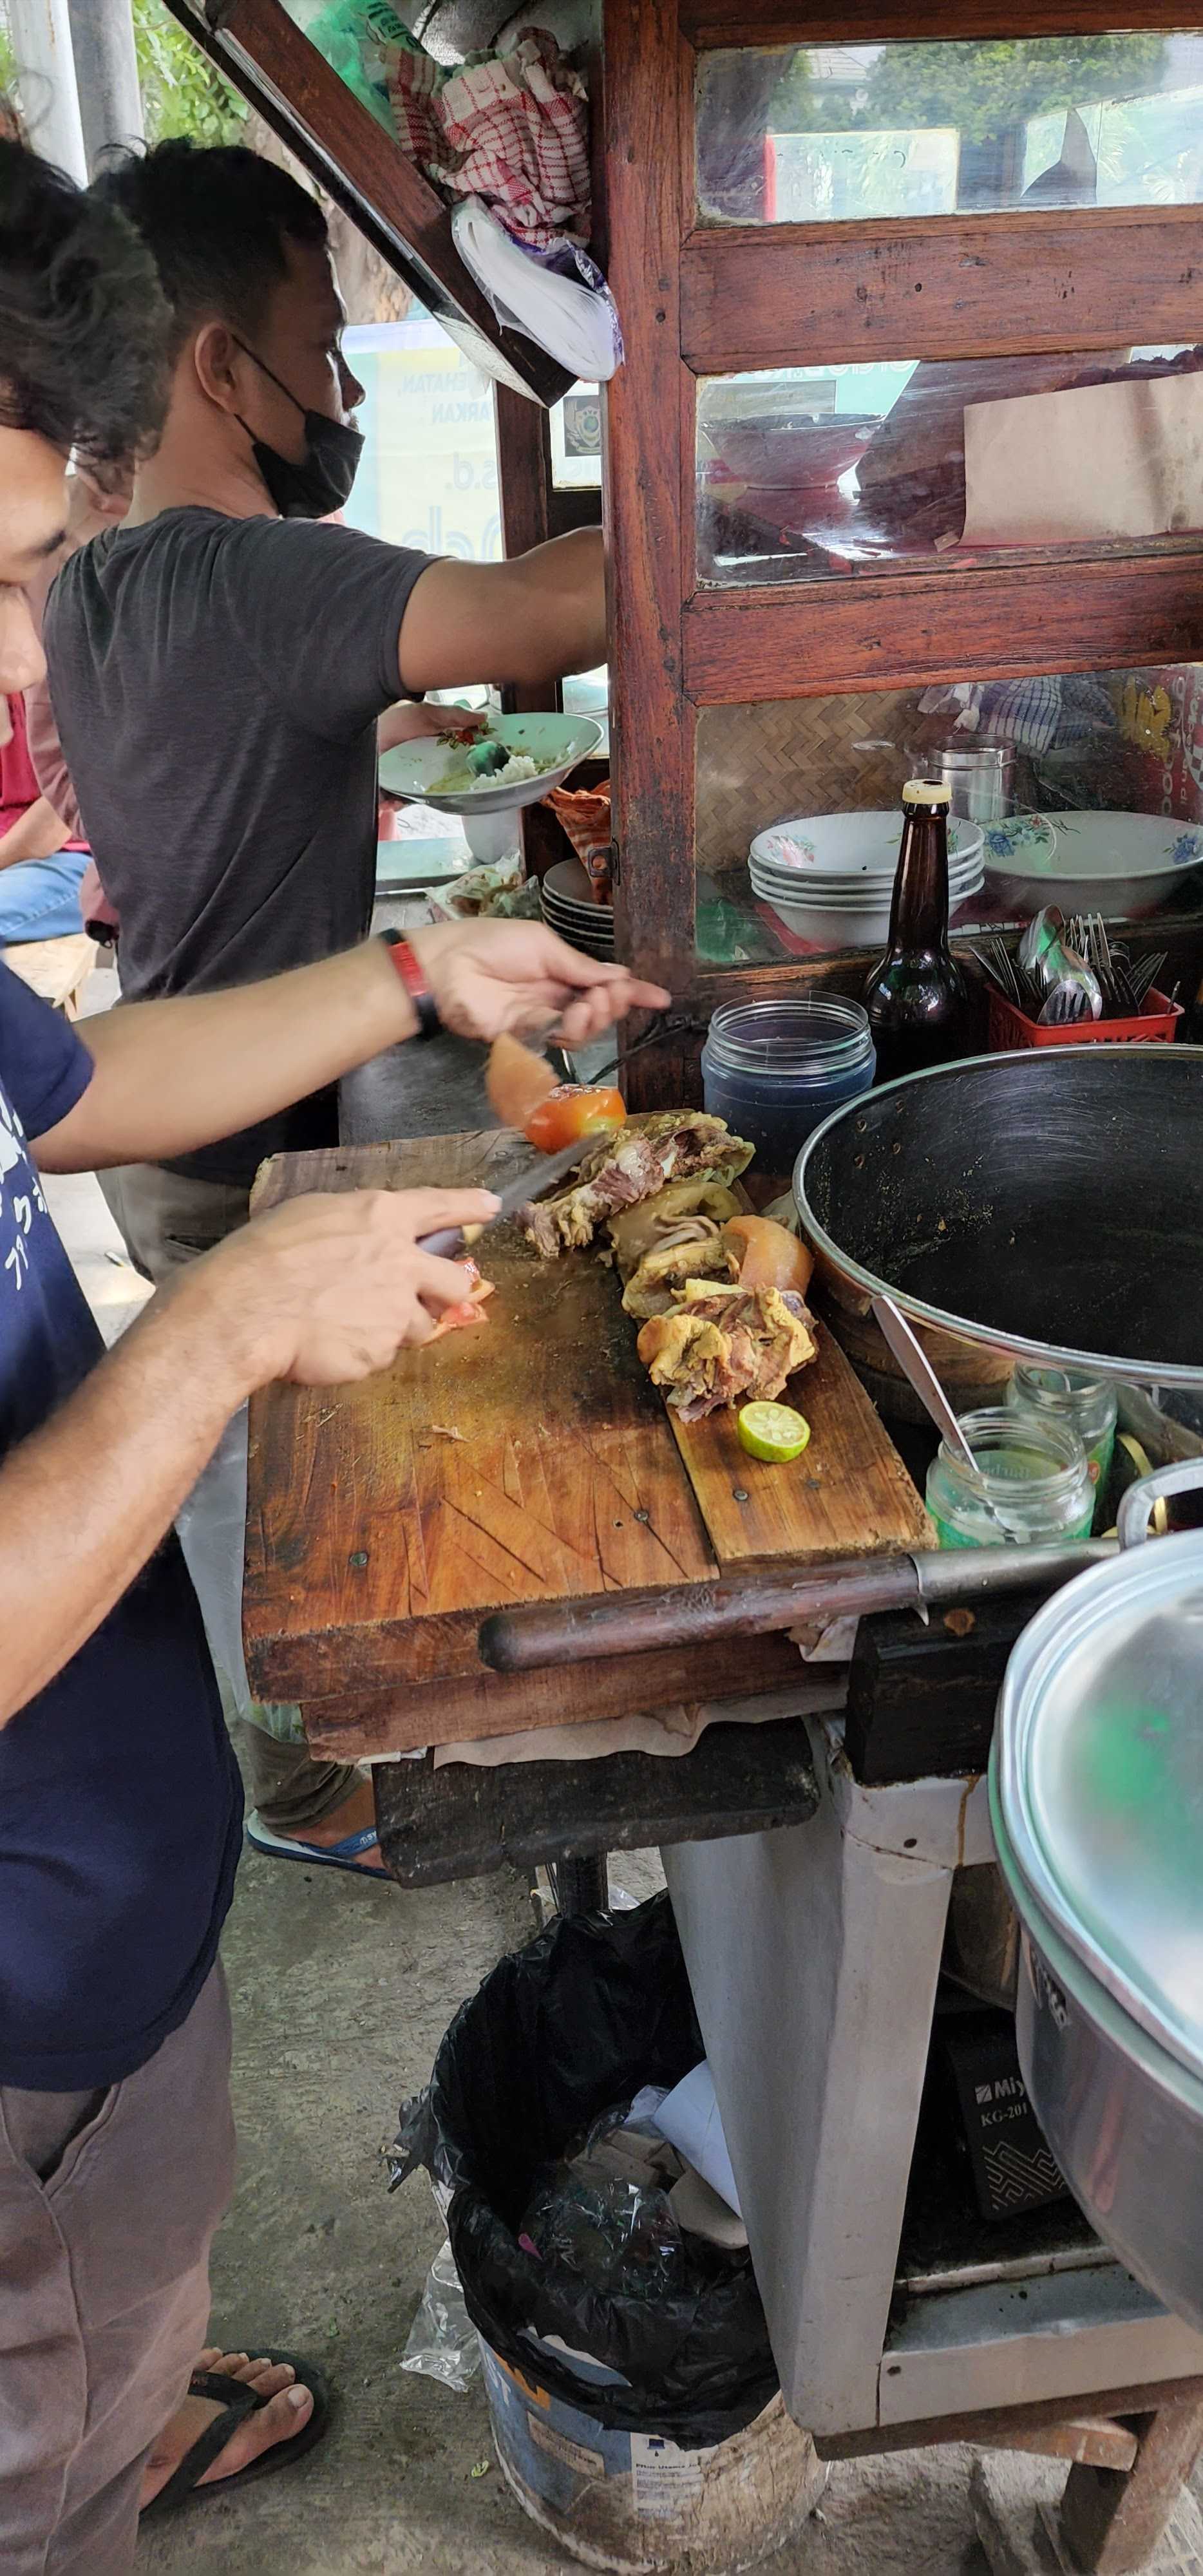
862;779;969;1084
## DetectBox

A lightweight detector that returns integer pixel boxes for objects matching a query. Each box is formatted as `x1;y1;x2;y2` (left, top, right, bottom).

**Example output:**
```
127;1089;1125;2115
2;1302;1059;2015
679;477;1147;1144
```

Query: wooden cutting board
243;1133;929;1734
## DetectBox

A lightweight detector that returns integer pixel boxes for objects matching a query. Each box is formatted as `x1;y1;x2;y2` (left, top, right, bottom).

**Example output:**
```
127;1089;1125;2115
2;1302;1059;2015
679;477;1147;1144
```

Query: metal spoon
1018;905;1065;989
871;1294;1015;1540
1020;909;1103;1019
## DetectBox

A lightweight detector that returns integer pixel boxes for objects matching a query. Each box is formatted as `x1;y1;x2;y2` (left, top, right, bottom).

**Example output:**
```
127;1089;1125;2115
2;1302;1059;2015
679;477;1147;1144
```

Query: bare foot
294;1776;386;1871
140;2349;315;2510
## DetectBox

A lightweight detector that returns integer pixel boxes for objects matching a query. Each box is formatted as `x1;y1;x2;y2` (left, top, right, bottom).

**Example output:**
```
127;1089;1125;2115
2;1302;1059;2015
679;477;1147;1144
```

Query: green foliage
133;0;247;147
773;33;1168;146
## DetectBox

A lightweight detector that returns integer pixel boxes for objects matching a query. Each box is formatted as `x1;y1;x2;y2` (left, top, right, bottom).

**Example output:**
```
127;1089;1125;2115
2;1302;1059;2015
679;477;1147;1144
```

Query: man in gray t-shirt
44;139;607;1865
45;137;605;1202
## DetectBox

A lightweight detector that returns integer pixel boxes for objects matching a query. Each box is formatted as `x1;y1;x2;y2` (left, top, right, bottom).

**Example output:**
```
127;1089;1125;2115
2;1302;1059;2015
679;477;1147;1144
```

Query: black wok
794;1046;1203;1392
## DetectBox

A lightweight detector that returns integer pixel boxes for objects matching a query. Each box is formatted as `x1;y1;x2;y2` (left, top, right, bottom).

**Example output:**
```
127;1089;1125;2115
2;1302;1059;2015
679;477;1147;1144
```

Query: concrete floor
131;1837;992;2576
32;990;1130;2573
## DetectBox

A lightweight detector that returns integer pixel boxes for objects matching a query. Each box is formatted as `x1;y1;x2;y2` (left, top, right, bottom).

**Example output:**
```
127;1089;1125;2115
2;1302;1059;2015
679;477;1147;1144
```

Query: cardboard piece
963;368;1203;547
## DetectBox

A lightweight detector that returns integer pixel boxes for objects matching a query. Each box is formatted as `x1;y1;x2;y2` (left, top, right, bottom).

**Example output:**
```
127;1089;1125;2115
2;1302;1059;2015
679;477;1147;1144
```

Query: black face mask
234;339;363;520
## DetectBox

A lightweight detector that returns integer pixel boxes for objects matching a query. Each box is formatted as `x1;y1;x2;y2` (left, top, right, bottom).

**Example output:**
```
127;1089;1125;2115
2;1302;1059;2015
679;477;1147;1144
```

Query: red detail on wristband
384;934;428;1003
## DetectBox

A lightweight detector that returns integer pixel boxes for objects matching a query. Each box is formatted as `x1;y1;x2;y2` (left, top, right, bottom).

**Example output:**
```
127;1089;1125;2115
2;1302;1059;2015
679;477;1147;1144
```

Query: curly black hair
0;137;169;466
95;140;328;359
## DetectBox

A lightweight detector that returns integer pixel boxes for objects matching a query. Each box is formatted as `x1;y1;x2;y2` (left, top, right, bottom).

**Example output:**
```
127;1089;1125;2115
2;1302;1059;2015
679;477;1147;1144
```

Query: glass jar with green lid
926;1407;1095;1551
1006;1365;1117;1507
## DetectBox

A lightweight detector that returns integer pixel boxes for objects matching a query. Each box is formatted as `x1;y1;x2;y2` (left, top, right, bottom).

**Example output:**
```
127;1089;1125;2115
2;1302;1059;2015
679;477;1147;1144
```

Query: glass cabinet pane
694;665;1203;967
697;35;1203;225
697;348;1203;587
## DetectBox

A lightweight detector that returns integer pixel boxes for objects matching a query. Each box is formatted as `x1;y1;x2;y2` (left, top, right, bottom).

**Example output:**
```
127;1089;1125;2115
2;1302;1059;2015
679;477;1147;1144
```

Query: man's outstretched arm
397;528;606;696
35;920;667;1175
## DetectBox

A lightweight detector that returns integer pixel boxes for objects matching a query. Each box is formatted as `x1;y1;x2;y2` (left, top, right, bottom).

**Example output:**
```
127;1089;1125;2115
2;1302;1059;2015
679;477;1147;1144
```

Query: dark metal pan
794;1046;1203;1392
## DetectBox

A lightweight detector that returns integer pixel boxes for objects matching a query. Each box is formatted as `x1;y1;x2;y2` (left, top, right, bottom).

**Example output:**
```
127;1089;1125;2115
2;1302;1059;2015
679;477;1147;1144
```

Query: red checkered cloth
384;29;590;250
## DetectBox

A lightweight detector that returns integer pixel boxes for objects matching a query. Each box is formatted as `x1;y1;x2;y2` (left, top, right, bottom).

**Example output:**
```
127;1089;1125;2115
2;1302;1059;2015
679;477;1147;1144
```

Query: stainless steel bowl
991;1520;1203;2335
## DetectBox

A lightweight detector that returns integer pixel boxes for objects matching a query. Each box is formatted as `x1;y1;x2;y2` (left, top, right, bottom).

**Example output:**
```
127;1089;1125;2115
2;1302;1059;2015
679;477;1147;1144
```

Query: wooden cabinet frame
598;0;1203;1094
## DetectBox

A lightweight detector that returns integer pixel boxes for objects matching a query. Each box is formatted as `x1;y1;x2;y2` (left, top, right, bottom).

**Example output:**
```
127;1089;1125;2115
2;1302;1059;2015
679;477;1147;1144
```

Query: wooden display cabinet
598;0;1203;1100
172;0;1203;1103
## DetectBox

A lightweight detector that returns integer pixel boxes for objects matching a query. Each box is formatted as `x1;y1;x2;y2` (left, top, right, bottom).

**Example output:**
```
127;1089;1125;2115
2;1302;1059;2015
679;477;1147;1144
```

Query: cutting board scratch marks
437;1497;569;1598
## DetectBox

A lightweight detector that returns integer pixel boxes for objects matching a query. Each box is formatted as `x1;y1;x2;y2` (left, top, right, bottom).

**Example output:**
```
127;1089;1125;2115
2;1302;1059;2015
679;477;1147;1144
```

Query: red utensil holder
987;987;1182;1051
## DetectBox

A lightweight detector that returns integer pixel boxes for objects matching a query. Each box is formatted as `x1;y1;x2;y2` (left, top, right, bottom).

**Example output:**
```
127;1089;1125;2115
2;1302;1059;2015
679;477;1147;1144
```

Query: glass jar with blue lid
701;995;875;1174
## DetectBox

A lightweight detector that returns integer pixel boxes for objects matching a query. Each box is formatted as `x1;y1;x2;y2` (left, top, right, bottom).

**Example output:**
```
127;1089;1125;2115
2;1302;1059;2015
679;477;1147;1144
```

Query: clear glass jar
701;995;875;1174
926;1406;1095;1551
1007;1365;1117;1502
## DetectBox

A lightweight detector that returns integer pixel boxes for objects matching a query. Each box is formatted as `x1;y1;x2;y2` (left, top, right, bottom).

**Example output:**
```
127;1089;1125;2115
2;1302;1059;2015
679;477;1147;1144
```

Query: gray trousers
99;1160;358;1837
0;1967;234;2574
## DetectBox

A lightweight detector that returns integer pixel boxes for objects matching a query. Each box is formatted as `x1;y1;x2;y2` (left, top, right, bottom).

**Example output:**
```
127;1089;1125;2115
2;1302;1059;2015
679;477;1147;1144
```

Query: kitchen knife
417;1133;598;1259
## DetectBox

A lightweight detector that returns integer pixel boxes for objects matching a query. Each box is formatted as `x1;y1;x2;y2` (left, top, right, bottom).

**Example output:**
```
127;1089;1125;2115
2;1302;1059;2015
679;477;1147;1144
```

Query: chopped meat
607;1177;743;1278
638;1284;817;1420
518;1113;753;1258
621;1233;732;1320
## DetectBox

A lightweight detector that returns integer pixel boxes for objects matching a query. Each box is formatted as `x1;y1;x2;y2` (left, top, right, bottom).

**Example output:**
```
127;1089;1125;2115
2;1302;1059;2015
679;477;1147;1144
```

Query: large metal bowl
794;1046;1203;1392
991;1528;1203;2339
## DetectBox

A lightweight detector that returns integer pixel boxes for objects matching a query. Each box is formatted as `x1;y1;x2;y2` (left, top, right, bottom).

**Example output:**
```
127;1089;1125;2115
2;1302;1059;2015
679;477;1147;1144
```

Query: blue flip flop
245;1812;384;1877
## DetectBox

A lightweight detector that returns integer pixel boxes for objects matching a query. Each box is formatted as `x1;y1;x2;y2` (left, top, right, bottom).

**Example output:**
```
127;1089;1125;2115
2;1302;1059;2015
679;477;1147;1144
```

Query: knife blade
417;1134;594;1260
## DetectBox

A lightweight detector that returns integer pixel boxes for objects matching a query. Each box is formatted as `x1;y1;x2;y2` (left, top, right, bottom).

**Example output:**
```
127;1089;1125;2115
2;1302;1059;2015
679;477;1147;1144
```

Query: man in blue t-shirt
0;142;664;2572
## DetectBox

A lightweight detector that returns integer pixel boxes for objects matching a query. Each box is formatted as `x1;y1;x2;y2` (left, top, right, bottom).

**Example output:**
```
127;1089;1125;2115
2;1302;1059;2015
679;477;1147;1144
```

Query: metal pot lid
996;1531;1203;2083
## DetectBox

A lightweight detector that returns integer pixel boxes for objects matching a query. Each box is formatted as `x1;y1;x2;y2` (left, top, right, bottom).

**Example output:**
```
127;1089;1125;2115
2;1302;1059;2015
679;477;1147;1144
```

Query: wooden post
599;0;696;1030
1057;2393;1203;2573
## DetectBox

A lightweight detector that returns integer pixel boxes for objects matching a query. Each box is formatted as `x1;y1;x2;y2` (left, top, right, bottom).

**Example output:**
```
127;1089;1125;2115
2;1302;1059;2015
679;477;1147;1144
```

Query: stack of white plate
540;855;616;958
749;810;985;949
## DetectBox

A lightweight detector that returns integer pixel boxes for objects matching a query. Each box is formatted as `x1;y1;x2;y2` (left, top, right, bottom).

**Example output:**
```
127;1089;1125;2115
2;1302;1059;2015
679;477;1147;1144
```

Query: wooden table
243;1126;931;1765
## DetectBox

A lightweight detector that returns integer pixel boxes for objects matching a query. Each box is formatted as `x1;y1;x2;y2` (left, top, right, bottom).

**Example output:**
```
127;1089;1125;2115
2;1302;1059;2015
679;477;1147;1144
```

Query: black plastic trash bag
391;1892;777;2447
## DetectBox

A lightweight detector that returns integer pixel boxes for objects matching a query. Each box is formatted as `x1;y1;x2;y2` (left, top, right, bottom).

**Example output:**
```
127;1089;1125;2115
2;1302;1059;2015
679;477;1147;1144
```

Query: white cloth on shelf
452;196;623;381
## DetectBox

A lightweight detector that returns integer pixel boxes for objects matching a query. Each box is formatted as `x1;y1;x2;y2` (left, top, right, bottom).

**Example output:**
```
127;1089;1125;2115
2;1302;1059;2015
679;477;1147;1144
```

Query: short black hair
0;137;169;466
96;140;328;358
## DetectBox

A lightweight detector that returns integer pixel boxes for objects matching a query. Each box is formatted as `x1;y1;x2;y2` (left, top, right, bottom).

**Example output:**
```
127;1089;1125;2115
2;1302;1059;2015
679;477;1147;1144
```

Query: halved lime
737;1401;811;1464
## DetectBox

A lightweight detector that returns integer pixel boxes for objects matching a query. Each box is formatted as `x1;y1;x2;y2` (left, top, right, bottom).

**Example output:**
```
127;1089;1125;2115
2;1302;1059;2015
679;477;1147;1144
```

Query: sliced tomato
524;1084;626;1154
486;1032;558;1132
723;1215;814;1300
430;1264;496;1340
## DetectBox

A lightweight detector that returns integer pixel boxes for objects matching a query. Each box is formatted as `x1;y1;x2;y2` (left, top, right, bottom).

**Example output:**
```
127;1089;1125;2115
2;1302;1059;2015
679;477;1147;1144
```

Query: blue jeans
0;851;88;943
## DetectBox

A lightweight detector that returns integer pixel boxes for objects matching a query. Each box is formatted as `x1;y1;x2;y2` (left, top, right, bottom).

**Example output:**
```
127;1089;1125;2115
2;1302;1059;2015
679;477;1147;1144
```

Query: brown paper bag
963;369;1203;546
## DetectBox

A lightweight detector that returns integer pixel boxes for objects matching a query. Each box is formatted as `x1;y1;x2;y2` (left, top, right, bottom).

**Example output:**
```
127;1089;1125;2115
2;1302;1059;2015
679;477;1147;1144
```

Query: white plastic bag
400;2240;481;2392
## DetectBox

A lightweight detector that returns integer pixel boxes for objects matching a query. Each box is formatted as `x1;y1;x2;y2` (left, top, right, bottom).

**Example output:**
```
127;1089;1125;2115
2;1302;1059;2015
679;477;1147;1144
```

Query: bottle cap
902;779;952;808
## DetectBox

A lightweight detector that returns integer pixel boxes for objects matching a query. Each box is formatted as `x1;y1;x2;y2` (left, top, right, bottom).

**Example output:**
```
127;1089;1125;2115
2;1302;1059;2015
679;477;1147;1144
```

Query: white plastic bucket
479;2340;825;2575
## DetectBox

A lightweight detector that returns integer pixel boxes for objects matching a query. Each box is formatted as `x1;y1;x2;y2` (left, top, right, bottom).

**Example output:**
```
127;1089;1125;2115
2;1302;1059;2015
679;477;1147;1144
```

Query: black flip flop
140;2348;332;2517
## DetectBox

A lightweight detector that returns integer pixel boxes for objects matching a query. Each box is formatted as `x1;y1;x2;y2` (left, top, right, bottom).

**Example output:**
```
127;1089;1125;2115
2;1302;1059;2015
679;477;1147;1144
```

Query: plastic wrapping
390;1895;777;2447
400;2239;481;2391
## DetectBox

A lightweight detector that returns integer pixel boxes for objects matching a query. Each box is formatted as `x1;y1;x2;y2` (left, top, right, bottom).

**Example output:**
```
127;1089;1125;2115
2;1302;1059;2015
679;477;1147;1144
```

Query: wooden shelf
682;551;1203;703
681;205;1203;374
683;0;1200;43
169;0;571;406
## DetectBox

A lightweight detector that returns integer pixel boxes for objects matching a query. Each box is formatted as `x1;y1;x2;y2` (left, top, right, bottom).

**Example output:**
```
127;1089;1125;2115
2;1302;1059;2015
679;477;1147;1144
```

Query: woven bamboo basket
696;696;916;877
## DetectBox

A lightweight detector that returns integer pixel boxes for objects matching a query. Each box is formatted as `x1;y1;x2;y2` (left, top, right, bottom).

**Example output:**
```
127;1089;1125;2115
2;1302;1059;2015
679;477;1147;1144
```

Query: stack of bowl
539;855;616;960
750;810;985;949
